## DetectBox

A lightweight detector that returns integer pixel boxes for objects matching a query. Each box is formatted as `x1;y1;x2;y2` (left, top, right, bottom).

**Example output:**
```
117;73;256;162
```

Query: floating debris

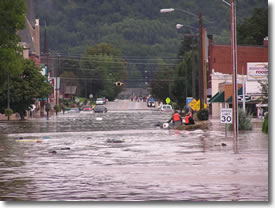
49;150;57;154
96;117;103;121
106;139;125;143
16;139;43;143
60;147;70;150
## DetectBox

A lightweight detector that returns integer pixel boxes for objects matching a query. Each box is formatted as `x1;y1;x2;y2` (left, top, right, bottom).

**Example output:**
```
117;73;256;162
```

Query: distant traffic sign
165;97;171;104
220;108;232;124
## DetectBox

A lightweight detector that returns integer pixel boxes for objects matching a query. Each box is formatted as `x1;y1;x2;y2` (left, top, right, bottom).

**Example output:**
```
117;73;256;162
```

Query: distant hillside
33;0;267;88
34;0;267;56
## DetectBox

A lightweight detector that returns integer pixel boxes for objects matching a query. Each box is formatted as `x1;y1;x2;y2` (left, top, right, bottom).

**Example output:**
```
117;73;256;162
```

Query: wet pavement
0;102;268;201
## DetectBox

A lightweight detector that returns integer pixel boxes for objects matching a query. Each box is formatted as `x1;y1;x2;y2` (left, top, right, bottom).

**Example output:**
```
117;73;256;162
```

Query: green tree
0;0;26;48
237;8;268;45
171;52;194;112
150;59;173;102
258;81;268;104
80;43;127;100
0;59;53;120
0;0;26;87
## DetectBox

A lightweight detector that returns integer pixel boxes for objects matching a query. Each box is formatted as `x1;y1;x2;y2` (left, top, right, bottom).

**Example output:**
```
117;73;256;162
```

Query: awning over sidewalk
208;91;224;103
226;87;243;103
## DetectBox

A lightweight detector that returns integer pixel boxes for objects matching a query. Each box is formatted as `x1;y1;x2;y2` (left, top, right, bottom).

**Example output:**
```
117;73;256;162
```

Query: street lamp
222;0;238;139
231;0;238;139
176;24;199;100
160;8;206;110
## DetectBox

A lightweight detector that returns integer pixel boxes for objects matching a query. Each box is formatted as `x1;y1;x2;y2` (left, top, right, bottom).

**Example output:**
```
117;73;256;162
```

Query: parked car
160;104;173;112
82;105;93;111
96;98;104;105
93;105;108;113
67;108;80;113
147;98;155;107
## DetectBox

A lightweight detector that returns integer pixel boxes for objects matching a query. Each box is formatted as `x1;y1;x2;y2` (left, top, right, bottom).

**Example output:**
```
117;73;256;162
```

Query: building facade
208;38;268;118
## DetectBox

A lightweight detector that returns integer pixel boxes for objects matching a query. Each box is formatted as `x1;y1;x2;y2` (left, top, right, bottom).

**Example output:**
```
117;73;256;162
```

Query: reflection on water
0;111;268;201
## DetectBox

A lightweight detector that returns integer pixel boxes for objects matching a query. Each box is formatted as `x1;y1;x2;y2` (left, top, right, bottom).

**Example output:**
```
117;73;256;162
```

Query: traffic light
115;81;124;86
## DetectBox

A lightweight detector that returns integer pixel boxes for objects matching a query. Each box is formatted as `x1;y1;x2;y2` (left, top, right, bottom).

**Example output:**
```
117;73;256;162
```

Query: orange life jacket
173;113;181;122
185;115;190;124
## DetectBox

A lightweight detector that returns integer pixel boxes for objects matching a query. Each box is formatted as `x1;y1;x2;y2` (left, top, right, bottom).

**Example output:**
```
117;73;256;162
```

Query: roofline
211;44;267;49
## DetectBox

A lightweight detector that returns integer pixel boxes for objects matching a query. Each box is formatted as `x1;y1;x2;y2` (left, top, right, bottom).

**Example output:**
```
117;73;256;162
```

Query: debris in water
49;150;57;154
106;139;125;143
60;147;70;150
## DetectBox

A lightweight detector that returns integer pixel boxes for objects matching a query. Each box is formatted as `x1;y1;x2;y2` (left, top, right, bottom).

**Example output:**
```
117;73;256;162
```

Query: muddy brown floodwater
0;109;268;201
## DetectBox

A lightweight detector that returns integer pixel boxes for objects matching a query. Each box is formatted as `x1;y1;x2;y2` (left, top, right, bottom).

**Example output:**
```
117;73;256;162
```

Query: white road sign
220;108;232;124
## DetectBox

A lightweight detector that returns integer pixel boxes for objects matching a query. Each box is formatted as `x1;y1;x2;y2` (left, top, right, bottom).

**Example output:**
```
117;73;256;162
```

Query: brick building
208;37;268;118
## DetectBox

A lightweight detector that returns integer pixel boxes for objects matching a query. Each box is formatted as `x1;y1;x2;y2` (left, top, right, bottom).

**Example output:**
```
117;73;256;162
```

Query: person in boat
185;111;195;125
168;110;182;127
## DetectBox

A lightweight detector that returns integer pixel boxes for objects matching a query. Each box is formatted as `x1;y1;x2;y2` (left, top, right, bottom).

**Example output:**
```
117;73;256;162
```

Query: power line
42;56;180;66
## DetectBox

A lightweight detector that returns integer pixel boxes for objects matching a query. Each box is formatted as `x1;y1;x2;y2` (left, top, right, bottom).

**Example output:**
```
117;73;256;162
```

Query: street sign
165;97;171;104
188;99;197;111
186;97;193;109
190;99;207;111
89;94;93;99
247;62;268;81
220;108;232;124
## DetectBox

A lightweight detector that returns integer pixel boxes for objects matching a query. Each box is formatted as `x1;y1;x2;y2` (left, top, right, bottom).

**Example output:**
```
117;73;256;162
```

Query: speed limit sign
220;108;232;124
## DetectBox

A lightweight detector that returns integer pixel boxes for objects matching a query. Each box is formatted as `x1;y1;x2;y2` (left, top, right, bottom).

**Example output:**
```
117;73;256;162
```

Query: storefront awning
226;88;243;103
208;91;224;103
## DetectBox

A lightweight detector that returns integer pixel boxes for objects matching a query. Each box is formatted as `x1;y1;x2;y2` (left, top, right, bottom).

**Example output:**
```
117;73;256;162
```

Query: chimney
263;37;268;47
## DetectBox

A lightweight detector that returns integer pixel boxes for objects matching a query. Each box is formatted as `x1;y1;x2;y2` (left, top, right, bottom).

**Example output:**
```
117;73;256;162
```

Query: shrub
197;108;209;121
262;113;268;134
229;108;253;131
54;105;60;112
45;103;51;112
4;108;13;117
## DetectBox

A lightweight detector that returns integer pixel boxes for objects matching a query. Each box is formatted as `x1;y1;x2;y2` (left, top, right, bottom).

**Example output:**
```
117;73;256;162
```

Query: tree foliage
258;81;268;104
0;0;26;87
0;59;53;120
0;0;26;48
150;59;174;102
237;8;268;45
79;43;127;100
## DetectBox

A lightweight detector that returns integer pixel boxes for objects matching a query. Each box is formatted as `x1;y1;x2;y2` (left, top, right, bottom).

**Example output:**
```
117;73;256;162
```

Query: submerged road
106;99;150;110
0;100;268;201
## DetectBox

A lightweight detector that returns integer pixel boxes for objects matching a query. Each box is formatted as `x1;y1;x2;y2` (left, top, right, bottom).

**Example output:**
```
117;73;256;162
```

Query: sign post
221;108;233;137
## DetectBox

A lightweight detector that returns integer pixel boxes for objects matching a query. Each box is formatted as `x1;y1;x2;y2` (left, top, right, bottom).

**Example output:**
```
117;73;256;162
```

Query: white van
160;104;173;112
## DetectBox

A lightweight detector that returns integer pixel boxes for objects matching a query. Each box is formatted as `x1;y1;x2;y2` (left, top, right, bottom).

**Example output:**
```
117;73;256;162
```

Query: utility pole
231;0;238;139
199;12;204;110
191;34;196;99
242;65;245;112
7;72;10;110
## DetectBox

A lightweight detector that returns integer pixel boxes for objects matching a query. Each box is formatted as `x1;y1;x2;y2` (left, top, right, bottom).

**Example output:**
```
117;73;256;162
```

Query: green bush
197;108;209;121
45;103;51;112
54;105;60;112
229;108;252;131
262;113;268;134
4;108;13;117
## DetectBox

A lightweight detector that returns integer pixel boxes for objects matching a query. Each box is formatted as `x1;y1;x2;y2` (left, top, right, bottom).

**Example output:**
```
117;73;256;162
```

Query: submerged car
147;98;155;107
82;105;93;111
96;98;104;105
93;105;108;113
160;104;173;112
67;108;80;113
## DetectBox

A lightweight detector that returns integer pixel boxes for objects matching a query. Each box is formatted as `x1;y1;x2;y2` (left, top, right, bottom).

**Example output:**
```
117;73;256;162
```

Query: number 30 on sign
220;108;232;124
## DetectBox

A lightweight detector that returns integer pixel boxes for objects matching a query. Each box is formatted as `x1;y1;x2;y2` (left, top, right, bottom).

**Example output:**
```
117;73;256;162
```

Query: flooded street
0;101;268;201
